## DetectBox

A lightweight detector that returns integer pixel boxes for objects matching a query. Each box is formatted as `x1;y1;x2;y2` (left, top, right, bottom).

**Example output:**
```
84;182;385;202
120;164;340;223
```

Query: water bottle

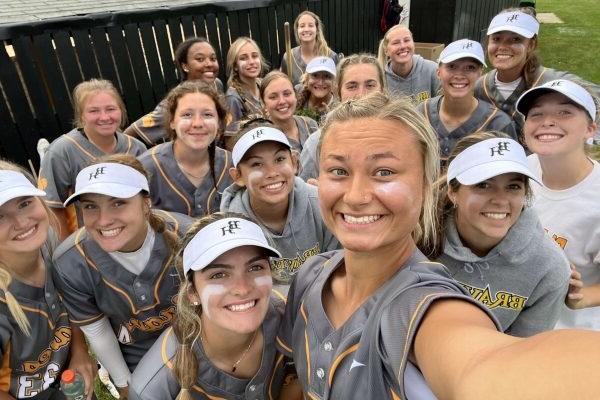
60;369;86;400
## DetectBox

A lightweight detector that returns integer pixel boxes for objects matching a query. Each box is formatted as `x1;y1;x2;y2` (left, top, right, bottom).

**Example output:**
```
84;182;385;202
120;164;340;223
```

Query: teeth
265;182;284;190
100;228;122;237
450;83;468;88
227;300;256;312
343;214;381;224
537;134;562;141
496;54;511;59
15;226;36;240
483;212;508;220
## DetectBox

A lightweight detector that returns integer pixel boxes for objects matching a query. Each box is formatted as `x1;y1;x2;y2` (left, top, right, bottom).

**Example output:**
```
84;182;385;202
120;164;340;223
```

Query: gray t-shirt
385;55;440;103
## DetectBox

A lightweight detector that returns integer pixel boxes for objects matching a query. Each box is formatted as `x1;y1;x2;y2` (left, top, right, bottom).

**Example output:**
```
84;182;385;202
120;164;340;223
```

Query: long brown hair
293;11;333;57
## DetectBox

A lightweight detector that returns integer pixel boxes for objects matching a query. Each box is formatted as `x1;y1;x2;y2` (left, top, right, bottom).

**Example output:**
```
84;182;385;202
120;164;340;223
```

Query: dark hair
421;131;532;258
174;37;215;81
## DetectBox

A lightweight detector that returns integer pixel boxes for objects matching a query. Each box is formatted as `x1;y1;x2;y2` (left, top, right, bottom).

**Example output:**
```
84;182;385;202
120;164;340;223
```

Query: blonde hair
319;92;440;250
226;37;267;91
293;11;333;57
377;25;413;69
335;53;386;99
0;159;57;336
92;154;180;259
72;79;127;130
171;212;258;400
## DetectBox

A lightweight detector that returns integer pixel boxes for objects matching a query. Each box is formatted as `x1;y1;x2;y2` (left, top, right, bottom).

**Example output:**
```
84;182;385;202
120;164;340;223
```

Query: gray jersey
224;86;263;122
418;96;517;158
51;211;191;371
130;296;288;400
438;208;570;337
475;66;600;138
277;249;499;400
0;245;70;400
138;142;232;217
287;115;318;154
220;177;339;286
280;47;340;86
124;80;224;147
38;128;147;226
299;129;321;181
385;55;440;103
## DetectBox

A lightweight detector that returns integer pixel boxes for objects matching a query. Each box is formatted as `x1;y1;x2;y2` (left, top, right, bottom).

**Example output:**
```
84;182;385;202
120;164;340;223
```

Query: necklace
201;328;259;372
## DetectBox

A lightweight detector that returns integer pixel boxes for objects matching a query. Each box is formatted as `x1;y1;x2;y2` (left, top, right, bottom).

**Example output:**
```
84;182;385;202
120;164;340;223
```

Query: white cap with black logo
64;163;149;206
487;11;539;38
438;39;486;67
306;56;336;77
0;171;46;207
231;126;291;167
447;138;541;185
183;217;281;275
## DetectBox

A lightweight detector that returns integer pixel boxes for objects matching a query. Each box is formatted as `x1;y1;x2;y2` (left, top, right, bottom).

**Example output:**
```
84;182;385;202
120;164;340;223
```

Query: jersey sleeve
123;102;168;147
130;329;180;400
51;257;103;325
38;139;72;207
225;90;245;121
0;312;11;362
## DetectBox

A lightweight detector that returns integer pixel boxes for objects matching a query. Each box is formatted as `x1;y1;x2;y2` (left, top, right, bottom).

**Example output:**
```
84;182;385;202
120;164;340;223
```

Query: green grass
536;0;600;83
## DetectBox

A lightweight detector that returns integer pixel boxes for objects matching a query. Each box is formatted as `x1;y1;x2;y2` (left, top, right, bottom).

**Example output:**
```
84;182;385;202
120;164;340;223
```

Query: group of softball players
2;5;600;400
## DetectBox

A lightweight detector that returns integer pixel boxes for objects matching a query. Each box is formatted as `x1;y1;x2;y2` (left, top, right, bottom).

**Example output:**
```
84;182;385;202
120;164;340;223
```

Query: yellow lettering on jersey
122;306;176;341
413;91;430;103
270;244;321;281
461;283;528;311
22;327;71;373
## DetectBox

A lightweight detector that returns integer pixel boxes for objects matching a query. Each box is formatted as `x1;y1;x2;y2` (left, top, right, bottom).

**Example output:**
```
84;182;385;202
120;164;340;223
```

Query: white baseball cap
487;11;539;38
64;163;149;206
0;170;46;207
447;138;541;185
516;79;597;121
232;126;291;167
438;39;486;67
183;217;281;275
306;56;336;77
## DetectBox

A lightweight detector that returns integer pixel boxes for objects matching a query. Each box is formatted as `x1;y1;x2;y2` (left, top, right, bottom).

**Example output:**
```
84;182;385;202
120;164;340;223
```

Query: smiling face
80;193;149;253
262;77;297;122
81;90;122;141
318;117;424;253
307;71;334;100
339;63;383;101
385;26;415;66
191;245;272;334
524;92;596;159
182;42;219;83
0;196;49;257
170;92;219;151
437;58;482;98
232;141;296;210
297;13;317;45
236;42;262;81
449;173;526;256
487;31;534;75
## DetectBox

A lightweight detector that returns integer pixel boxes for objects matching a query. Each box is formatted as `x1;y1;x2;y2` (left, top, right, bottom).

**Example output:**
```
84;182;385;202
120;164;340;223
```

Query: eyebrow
201;254;268;272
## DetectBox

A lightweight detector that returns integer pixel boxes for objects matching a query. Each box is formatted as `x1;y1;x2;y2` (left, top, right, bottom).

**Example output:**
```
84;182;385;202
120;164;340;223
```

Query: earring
452;202;458;209
192;301;199;306
183;67;189;72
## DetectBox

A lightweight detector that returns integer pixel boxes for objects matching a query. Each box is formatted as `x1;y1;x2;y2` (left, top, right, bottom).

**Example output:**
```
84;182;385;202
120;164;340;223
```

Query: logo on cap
506;14;519;23
550;80;563;88
252;129;265;140
462;42;473;49
490;141;511;157
221;220;241;236
88;167;107;180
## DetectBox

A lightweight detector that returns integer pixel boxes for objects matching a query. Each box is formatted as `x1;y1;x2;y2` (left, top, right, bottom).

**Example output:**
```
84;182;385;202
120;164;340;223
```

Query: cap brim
439;53;486;67
64;183;144;206
186;238;281;273
0;187;46;207
306;68;335;76
456;160;541;185
515;88;554;117
487;25;535;38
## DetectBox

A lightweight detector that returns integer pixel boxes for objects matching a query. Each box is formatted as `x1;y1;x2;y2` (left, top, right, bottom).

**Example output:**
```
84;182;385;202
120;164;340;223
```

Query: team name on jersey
461;283;528;310
22;326;71;373
271;243;321;279
544;228;568;249
118;306;176;344
413;91;431;103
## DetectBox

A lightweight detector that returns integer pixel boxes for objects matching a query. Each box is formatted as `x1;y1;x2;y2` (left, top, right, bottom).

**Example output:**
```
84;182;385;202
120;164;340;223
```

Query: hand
68;327;98;400
117;385;129;400
306;178;319;187
566;265;586;310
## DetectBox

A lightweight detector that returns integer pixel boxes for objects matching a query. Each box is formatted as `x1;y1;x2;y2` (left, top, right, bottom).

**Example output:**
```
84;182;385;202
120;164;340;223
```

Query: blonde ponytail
0;266;31;336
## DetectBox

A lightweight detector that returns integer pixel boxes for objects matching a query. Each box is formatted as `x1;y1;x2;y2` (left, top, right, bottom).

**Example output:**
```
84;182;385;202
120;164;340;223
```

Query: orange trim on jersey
124;135;133;153
390;388;401;399
151;147;192;215
328;343;359;386
130;123;153;146
397;293;440;384
482;74;495;105
205;150;230;212
69;313;104;325
152;251;177;307
0;297;56;330
300;302;311;385
276;336;293;354
161;327;174;369
271;288;287;304
62;134;95;160
475;108;498;132
268;353;285;400
0;342;11;392
304;391;320;400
